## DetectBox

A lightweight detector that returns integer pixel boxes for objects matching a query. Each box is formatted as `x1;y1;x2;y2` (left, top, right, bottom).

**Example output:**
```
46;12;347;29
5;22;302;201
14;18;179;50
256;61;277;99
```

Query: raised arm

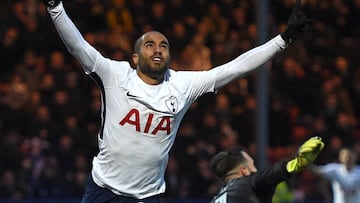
211;35;286;89
43;0;102;73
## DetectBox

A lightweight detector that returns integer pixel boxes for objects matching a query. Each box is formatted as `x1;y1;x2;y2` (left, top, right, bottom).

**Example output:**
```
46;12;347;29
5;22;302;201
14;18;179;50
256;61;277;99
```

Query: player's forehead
141;31;169;44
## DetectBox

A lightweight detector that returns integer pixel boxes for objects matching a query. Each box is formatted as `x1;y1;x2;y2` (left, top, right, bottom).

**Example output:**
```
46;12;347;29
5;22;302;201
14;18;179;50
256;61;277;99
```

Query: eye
145;43;153;48
161;44;169;49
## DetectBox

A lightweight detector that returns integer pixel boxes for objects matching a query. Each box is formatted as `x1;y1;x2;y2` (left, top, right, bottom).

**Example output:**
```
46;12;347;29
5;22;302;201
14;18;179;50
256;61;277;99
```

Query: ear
132;53;139;66
240;166;250;176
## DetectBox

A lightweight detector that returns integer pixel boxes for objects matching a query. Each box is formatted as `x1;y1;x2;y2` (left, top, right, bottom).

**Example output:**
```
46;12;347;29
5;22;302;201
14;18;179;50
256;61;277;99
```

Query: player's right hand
42;0;61;8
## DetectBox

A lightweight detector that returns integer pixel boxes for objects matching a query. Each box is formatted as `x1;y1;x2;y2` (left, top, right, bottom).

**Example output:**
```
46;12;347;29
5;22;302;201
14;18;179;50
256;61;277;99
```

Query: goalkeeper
210;136;325;203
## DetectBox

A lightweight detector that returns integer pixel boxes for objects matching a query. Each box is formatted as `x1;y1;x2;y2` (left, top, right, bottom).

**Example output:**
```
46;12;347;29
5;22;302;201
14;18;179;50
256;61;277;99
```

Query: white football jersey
88;59;217;198
319;163;360;203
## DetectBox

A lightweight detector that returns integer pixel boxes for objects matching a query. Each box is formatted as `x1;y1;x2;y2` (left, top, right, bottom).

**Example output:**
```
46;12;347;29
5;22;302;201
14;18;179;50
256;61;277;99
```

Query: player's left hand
281;0;313;43
286;136;325;174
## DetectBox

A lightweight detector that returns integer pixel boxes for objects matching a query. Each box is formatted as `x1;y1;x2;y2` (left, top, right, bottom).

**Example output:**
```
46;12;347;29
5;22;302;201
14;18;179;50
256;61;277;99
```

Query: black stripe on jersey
89;72;106;140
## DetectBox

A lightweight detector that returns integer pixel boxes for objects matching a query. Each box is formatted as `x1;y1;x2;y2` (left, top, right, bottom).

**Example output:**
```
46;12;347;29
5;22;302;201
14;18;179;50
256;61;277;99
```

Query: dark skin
132;31;171;85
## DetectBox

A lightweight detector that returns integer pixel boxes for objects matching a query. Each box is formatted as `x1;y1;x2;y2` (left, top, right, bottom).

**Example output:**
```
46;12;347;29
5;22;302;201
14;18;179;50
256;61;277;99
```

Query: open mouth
152;56;163;62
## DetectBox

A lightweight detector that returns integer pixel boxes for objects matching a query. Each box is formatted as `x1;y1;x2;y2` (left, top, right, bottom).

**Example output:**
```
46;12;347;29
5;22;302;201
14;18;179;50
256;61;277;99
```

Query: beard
137;54;171;79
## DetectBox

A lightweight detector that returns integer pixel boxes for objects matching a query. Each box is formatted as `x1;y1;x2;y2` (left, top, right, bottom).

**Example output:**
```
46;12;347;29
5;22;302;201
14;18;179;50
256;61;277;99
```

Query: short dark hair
134;36;142;54
209;147;246;181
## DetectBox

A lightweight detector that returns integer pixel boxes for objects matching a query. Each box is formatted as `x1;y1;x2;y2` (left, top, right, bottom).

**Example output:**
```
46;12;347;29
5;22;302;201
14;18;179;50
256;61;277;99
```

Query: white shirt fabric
47;2;287;199
319;163;360;203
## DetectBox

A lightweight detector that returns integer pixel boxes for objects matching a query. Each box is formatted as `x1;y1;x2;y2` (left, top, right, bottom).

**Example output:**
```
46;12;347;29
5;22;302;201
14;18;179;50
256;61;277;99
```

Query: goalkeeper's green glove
286;136;325;174
42;0;61;8
281;0;313;44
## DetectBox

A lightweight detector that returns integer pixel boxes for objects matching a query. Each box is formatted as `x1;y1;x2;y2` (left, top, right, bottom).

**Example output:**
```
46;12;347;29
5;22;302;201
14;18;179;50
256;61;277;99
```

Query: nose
154;45;162;53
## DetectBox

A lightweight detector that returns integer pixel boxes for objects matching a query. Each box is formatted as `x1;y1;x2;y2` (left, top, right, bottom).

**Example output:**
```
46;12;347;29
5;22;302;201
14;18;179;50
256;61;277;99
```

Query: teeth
153;57;162;61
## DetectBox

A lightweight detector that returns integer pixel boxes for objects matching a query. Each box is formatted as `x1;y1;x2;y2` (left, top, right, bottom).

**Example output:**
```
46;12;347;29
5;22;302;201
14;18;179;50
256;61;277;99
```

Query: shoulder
168;69;195;77
167;69;214;82
353;166;360;173
95;57;133;72
322;163;341;168
93;60;134;84
108;60;133;72
319;163;341;172
213;178;257;203
214;178;251;195
100;60;134;76
226;177;252;191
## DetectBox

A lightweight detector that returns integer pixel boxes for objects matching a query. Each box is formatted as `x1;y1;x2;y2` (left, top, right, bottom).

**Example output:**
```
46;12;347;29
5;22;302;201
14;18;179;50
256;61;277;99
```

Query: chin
153;65;167;72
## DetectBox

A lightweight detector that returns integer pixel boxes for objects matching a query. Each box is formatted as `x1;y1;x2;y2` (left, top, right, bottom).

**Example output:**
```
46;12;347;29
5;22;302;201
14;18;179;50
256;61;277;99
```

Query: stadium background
0;0;359;202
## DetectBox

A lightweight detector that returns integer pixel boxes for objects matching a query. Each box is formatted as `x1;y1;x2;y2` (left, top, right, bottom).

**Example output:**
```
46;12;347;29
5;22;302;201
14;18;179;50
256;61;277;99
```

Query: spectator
312;147;360;203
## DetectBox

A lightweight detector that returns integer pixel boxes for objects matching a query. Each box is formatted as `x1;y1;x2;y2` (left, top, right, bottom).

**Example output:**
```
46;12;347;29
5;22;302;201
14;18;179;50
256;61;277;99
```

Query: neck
224;166;244;183
137;69;164;85
224;173;242;183
345;164;355;171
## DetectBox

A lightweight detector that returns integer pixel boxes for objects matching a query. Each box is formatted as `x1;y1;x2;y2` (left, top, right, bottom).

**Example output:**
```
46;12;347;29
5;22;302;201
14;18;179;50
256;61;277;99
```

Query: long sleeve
47;2;102;73
319;164;360;189
210;35;288;90
212;161;292;203
249;161;292;189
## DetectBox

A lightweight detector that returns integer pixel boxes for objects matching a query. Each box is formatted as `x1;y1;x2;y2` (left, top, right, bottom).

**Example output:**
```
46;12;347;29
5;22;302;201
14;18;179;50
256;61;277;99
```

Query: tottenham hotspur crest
48;0;56;6
165;96;178;113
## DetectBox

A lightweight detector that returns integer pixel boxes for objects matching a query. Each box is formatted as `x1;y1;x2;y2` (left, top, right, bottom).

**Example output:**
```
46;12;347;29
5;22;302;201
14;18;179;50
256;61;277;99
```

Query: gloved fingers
296;11;306;20
302;138;320;147
307;136;323;142
291;0;302;15
300;143;323;153
300;145;320;153
302;19;314;30
317;141;325;151
300;138;325;153
301;139;323;149
294;13;313;27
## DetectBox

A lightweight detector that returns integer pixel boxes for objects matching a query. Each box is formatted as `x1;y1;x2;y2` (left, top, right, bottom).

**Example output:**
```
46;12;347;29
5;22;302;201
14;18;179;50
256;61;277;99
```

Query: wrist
280;30;296;44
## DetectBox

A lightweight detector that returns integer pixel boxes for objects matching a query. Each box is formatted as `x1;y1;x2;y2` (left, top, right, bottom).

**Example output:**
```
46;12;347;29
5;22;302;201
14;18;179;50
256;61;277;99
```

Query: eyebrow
161;41;169;47
144;40;169;47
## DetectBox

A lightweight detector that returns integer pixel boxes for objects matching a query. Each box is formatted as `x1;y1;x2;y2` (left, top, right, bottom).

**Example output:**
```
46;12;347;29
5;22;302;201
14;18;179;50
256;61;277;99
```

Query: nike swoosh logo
126;92;138;98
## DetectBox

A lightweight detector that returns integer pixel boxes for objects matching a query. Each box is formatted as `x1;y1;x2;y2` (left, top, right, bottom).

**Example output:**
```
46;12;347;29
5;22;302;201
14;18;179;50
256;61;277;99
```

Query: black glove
281;0;313;44
42;0;61;8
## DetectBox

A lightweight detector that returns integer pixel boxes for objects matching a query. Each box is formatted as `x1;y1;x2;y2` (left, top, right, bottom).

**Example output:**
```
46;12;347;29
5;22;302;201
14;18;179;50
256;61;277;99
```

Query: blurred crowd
0;0;360;202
